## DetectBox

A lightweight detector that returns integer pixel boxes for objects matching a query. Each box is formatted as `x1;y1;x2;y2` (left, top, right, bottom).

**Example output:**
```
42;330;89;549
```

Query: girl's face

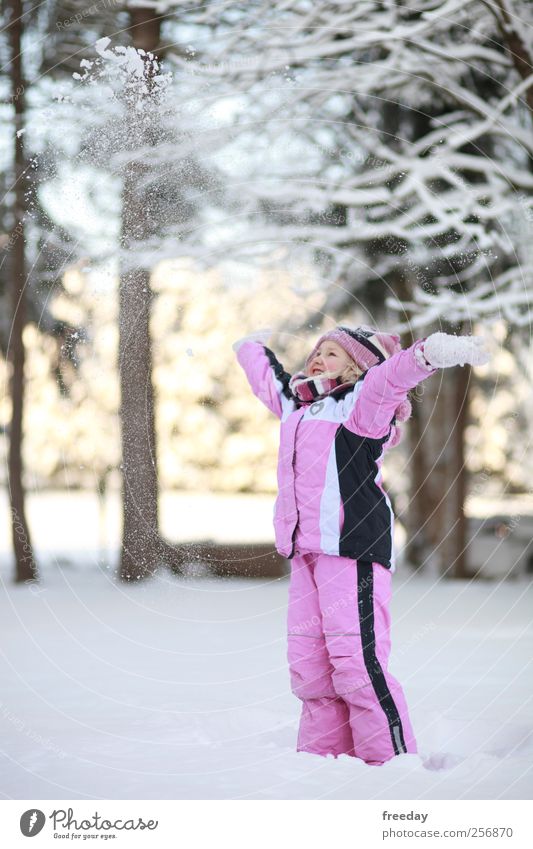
306;340;355;378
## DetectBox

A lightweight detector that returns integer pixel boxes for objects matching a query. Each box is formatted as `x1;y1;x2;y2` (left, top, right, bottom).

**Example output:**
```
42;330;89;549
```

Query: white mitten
232;328;273;353
422;332;490;368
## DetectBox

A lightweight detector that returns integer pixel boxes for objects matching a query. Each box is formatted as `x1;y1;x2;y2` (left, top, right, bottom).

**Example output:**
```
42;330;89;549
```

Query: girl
233;326;489;766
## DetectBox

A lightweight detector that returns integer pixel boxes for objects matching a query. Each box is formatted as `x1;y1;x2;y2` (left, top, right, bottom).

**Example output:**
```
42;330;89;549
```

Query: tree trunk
407;345;471;579
404;385;436;569
118;10;163;582
440;362;470;579
118;7;185;580
396;270;472;578
6;0;38;584
493;0;533;116
393;272;440;572
404;350;450;572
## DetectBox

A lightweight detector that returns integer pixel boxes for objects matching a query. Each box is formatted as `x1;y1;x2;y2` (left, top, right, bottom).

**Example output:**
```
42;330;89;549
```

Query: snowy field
1;491;533;800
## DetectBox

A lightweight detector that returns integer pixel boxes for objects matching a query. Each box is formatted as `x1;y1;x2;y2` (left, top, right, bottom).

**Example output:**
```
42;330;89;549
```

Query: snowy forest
1;0;533;804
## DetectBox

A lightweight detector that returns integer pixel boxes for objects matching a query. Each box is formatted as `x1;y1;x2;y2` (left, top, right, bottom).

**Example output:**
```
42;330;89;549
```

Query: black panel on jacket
263;346;295;402
335;425;392;568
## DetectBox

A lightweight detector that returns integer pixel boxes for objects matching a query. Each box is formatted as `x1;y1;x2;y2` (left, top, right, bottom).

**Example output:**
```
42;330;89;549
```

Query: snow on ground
1;490;532;799
1;542;532;800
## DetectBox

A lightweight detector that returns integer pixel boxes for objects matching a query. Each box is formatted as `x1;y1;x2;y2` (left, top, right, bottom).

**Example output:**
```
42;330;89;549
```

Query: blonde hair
340;359;363;384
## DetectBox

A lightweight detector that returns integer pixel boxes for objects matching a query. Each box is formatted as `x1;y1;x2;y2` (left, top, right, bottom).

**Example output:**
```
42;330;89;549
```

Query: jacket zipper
287;408;305;558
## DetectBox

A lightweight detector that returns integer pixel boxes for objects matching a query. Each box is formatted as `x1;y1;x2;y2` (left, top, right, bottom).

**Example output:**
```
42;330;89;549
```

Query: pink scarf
289;371;356;405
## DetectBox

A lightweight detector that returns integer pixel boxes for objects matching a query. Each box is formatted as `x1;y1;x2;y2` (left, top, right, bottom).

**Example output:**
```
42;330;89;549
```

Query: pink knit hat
306;325;402;372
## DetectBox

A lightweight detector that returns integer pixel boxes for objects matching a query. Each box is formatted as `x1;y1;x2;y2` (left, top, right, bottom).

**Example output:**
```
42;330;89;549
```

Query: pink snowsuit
236;338;436;764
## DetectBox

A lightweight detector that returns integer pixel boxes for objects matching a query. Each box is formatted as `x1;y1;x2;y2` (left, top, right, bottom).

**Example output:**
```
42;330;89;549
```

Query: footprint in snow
421;752;465;771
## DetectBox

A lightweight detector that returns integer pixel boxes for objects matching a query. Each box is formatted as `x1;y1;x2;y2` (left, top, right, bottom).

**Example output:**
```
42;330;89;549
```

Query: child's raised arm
346;333;489;439
233;329;295;420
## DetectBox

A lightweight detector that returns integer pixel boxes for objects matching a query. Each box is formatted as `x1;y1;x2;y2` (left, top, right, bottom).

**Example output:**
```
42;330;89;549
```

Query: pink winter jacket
236;340;436;572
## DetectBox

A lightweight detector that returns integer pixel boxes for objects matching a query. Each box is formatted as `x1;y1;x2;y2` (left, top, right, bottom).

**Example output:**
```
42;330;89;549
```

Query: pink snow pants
287;551;417;765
